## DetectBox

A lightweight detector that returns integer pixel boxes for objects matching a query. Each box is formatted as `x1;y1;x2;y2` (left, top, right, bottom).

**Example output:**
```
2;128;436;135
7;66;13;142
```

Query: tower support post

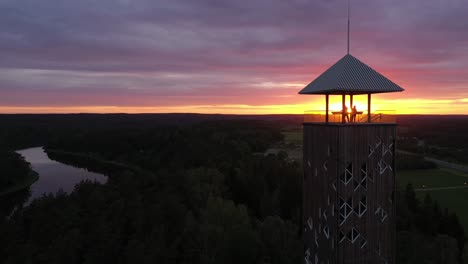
325;94;329;123
368;93;371;123
342;94;346;124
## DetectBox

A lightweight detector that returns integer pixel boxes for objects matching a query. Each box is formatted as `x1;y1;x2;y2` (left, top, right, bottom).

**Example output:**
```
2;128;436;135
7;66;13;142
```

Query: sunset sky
1;0;468;114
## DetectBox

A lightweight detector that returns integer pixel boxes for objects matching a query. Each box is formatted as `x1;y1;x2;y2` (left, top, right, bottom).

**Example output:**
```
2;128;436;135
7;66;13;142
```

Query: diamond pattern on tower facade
303;125;396;264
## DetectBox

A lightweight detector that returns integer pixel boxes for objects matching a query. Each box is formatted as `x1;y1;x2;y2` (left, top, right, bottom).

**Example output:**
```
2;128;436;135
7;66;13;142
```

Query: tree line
0;115;465;263
0;150;37;195
1;120;302;264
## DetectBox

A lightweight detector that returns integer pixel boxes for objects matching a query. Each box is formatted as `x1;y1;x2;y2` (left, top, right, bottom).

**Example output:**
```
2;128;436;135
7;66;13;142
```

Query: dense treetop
0;114;465;263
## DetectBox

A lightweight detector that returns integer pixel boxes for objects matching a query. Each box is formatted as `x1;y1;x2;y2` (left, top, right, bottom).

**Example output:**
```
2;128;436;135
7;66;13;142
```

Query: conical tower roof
299;54;404;95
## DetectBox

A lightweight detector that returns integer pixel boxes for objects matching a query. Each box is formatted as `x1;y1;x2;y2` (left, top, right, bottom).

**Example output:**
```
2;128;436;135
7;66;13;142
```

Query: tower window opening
351;228;360;243
341;162;353;185
323;225;330;239
360;237;367;248
339;231;345;243
339;197;353;225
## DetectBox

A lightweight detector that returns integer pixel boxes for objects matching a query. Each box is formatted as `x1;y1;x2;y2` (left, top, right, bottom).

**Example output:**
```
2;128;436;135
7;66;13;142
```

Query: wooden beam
325;94;329;123
368;93;371;123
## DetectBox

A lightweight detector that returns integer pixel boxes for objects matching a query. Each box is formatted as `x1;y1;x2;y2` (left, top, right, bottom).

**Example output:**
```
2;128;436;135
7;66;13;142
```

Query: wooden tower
300;54;404;264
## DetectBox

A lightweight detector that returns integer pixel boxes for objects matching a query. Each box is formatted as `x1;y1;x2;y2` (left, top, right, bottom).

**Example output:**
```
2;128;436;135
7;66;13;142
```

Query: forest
0;114;466;263
0;150;38;196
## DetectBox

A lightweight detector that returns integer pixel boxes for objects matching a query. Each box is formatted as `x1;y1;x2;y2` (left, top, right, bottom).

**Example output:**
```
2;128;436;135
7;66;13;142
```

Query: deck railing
304;110;396;124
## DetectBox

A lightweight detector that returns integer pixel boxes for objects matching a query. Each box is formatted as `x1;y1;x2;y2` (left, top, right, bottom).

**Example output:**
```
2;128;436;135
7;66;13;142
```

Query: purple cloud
0;0;467;110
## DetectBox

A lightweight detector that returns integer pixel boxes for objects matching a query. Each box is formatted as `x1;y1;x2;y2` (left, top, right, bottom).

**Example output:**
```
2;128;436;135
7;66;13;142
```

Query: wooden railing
304;110;396;124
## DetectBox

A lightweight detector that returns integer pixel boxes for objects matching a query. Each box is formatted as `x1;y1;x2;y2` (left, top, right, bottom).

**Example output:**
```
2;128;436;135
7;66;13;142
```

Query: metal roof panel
299;54;404;94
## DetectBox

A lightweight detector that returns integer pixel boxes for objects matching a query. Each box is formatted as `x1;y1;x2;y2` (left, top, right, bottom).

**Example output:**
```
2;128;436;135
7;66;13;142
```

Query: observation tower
300;5;405;263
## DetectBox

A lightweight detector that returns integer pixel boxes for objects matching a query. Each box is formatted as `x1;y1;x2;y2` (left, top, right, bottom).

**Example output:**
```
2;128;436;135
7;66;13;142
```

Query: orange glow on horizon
1;97;468;115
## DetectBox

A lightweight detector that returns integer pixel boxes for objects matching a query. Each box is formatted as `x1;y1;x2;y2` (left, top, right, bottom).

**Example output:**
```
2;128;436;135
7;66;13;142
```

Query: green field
281;131;302;144
280;130;303;161
397;168;468;190
397;168;468;234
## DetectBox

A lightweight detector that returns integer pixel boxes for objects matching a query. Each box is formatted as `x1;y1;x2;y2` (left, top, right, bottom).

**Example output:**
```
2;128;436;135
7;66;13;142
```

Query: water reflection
16;147;107;204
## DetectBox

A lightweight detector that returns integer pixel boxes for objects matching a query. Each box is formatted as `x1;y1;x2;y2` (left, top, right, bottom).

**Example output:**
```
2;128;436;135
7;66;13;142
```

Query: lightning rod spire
347;0;350;54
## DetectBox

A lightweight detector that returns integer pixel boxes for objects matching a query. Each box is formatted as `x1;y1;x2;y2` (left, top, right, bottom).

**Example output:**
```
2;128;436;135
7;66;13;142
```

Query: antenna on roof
347;0;350;54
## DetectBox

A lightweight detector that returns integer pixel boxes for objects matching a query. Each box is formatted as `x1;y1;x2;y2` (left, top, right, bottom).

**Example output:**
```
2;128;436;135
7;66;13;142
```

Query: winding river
16;147;107;204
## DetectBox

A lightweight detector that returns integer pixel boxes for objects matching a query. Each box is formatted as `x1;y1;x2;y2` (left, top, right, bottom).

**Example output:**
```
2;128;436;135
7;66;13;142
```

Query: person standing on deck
350;105;357;122
343;105;350;123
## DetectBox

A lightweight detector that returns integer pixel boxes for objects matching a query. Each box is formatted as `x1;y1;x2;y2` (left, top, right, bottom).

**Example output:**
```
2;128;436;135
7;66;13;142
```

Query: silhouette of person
351;105;357;123
343;105;349;123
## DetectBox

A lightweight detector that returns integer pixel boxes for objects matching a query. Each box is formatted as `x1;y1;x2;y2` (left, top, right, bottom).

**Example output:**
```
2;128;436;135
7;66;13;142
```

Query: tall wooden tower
300;54;404;264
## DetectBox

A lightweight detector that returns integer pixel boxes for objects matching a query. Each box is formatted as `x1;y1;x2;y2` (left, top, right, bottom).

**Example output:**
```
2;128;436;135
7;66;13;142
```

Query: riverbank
0;171;38;197
45;148;153;177
14;147;108;204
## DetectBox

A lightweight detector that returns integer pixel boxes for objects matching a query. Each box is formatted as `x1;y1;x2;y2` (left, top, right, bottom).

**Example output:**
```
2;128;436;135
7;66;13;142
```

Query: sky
1;0;468;114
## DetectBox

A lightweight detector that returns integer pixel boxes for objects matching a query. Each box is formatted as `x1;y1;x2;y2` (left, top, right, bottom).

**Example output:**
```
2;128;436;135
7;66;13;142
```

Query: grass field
397;168;468;190
280;130;303;162
397;168;468;234
282;131;302;144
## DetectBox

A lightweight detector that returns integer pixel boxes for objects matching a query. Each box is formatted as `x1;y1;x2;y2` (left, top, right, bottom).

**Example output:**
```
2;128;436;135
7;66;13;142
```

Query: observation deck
298;54;403;126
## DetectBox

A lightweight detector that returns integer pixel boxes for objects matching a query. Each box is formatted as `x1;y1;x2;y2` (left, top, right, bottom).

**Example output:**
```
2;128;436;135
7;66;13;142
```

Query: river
16;147;107;204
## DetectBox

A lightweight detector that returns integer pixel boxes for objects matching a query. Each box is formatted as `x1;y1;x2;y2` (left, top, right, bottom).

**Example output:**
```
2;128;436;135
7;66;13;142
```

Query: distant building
300;53;404;264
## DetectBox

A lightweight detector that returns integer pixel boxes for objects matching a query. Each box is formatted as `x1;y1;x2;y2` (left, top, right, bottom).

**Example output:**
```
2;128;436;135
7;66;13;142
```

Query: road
397;150;468;173
415;186;468;192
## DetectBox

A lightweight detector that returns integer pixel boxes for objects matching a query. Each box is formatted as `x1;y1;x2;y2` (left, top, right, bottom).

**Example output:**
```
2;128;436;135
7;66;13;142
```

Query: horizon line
1;112;468;116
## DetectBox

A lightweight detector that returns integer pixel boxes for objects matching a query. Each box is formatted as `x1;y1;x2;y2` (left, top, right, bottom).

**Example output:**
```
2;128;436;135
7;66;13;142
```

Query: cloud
0;0;467;112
